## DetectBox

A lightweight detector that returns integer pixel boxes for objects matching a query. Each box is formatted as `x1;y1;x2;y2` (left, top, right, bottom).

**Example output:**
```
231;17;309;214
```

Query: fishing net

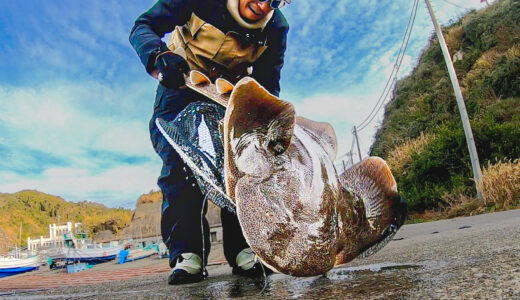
155;101;236;215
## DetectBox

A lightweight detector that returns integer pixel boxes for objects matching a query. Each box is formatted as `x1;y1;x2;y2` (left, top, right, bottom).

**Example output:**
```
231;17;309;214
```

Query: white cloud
291;90;383;156
0;82;154;155
0;82;161;207
0;163;159;208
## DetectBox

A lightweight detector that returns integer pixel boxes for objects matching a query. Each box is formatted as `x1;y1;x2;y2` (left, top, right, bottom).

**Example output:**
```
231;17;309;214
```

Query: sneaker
232;248;271;278
168;253;205;285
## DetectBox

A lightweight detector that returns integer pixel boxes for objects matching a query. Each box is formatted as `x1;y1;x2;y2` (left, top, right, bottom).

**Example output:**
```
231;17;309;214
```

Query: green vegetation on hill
371;0;520;212
0;190;132;247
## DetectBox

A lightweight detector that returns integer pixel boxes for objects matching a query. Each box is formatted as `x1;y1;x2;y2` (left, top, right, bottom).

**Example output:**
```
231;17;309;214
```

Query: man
129;0;290;285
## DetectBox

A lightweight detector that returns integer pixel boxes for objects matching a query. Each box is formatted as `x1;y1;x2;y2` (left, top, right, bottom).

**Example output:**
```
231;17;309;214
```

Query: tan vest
168;13;268;84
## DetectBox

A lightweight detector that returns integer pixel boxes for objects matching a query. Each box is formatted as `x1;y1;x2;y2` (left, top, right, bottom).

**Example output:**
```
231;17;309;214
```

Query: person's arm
251;25;289;97
129;0;194;75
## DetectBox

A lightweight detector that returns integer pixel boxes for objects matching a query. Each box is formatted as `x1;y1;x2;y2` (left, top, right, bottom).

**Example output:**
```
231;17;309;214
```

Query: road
2;209;519;299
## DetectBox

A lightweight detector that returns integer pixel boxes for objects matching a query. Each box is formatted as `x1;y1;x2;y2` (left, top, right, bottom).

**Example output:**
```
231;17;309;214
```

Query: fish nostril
268;140;286;155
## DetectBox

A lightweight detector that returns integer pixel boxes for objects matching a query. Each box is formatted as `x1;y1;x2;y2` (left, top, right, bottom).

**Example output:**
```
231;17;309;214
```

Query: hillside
371;0;520;212
122;191;162;239
0;190;132;249
122;190;222;239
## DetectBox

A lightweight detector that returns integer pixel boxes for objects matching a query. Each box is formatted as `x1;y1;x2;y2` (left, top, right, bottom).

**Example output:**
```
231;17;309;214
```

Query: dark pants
149;84;249;268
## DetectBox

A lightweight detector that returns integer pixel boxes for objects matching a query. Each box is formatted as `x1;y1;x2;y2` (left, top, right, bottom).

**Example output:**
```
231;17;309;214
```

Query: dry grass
494;24;520;52
462;49;503;90
463;42;519;89
441;192;484;218
409;160;520;223
445;25;463;51
386;132;436;175
478;159;520;209
406;93;428;114
474;49;502;69
505;43;520;61
409;193;487;224
137;191;162;204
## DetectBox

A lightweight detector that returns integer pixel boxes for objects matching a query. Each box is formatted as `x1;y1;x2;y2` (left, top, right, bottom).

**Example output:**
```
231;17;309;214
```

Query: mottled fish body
223;77;406;277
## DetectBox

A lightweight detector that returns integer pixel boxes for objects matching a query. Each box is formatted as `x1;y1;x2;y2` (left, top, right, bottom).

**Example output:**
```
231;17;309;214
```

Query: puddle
331;263;420;274
177;263;422;299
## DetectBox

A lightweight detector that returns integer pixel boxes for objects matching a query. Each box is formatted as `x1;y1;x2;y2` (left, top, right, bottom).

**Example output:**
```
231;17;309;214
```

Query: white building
27;222;82;251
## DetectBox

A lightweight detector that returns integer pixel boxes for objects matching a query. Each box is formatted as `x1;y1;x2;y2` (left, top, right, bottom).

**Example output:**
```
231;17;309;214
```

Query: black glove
154;51;189;90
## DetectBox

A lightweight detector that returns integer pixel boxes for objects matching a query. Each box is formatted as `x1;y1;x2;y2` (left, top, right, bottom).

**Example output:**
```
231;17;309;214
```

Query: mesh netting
155;101;236;215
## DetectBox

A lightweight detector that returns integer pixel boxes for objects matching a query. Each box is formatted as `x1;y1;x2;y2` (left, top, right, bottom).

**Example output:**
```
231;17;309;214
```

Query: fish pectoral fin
295;116;338;161
340;157;407;257
342;157;399;219
227;77;295;155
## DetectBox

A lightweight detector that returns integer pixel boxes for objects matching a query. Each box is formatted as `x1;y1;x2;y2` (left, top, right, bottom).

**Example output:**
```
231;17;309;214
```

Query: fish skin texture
223;77;405;276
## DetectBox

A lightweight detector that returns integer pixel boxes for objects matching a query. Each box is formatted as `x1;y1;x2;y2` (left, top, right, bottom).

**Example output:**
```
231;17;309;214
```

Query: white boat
0;256;41;278
43;231;126;263
63;244;125;262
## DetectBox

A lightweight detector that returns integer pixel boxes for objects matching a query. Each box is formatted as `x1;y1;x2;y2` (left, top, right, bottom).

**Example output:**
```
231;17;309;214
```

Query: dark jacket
129;0;289;96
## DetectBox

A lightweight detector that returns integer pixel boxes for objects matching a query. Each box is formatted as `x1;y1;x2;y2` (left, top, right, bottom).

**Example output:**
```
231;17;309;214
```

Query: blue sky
0;0;492;208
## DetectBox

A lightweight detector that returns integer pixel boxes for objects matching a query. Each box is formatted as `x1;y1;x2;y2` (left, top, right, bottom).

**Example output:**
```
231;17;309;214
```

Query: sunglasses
258;0;291;9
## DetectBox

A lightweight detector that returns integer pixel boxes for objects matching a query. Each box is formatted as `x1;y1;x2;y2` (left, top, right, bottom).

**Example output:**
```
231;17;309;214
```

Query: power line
357;0;418;130
358;0;419;131
438;0;472;10
348;131;356;162
356;0;419;132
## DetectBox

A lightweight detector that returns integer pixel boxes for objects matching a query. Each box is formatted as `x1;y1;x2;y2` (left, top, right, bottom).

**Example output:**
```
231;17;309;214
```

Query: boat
63;244;124;263
44;231;126;264
41;248;65;261
0;255;41;278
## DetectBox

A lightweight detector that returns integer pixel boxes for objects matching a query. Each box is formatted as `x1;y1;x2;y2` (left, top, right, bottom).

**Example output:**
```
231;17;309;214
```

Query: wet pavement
1;209;519;299
0;263;421;299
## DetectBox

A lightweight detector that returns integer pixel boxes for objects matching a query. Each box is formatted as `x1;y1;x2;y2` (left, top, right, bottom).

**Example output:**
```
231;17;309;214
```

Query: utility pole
140;222;143;244
353;126;363;162
18;222;22;257
424;0;484;201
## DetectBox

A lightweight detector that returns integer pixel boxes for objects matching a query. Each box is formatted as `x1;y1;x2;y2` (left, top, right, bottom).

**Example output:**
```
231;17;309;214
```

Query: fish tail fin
340;157;407;258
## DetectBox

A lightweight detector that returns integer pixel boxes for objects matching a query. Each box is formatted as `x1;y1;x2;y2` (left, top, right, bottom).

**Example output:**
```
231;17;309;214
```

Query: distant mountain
0;190;132;249
371;0;520;211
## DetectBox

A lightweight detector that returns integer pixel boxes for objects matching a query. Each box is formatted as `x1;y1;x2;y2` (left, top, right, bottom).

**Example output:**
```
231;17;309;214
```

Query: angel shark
222;77;407;276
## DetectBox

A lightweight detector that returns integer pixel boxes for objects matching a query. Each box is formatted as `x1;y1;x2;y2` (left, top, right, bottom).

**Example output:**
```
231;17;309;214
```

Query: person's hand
154;51;189;90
